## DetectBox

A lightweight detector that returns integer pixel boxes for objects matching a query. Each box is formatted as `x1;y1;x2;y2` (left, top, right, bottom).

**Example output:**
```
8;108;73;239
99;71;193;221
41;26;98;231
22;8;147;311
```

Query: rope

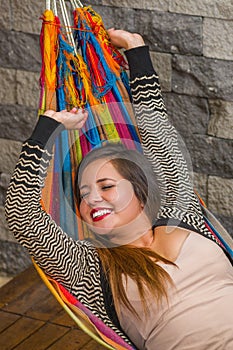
52;0;58;16
70;0;84;9
59;0;77;55
46;0;51;10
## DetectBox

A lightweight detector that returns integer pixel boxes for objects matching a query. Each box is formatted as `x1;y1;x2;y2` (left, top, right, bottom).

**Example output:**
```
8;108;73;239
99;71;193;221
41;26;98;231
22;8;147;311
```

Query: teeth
92;209;112;218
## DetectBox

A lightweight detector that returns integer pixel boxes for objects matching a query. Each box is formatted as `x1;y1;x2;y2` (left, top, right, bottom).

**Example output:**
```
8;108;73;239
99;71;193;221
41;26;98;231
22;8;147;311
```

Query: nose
86;187;103;206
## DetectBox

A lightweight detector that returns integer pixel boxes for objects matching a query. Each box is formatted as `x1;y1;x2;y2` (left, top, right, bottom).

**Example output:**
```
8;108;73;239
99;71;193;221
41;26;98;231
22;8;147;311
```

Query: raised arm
109;29;208;234
4;109;100;290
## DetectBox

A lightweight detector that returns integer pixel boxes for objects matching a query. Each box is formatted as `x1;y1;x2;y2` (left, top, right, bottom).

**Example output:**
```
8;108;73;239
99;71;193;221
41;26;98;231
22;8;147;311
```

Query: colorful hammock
33;259;135;350
38;3;141;346
39;0;141;240
36;1;233;349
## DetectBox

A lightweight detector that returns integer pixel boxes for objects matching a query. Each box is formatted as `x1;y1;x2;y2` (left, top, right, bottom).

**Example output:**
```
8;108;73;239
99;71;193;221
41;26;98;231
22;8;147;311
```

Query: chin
86;222;115;236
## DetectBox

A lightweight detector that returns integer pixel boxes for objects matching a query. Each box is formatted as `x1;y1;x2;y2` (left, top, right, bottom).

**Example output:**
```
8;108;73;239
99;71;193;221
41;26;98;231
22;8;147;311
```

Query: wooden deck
0;265;106;350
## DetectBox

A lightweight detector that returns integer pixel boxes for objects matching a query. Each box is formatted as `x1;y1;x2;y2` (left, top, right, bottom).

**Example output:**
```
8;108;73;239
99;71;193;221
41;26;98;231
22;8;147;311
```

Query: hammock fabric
36;3;233;349
37;5;141;348
39;5;141;239
33;260;135;350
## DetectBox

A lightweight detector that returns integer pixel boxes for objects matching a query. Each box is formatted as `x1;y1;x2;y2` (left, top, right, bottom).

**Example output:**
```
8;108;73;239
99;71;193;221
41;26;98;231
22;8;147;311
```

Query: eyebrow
79;178;117;190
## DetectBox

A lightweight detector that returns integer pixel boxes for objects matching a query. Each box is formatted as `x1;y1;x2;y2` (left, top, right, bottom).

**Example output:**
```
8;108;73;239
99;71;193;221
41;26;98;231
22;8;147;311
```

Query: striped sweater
5;46;224;346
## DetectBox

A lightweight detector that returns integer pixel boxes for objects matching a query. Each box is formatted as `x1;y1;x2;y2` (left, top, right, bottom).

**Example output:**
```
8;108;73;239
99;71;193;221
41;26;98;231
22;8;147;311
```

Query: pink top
118;232;233;350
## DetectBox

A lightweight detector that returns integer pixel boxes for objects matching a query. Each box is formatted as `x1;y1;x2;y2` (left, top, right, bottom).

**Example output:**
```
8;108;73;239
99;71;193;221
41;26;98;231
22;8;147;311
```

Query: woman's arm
4;109;98;290
109;29;208;234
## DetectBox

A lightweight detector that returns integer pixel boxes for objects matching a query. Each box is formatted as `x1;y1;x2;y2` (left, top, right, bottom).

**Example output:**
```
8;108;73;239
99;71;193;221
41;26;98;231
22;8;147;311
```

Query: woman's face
79;158;145;236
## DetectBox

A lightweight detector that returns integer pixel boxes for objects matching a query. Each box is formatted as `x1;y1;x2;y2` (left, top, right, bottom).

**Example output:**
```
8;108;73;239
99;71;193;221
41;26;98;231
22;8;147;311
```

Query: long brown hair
75;143;174;317
96;241;174;318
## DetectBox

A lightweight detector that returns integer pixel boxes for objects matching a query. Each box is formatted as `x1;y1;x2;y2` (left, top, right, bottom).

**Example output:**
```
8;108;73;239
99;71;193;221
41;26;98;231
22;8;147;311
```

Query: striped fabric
5;46;231;349
130;73;213;238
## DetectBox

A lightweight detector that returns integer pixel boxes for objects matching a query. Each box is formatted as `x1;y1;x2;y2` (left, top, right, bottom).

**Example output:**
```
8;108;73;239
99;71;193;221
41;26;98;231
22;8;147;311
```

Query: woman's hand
107;28;145;50
43;107;88;130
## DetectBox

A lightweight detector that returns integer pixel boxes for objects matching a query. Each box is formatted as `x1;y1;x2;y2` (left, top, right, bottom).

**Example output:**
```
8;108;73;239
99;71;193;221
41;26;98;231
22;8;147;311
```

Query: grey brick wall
0;0;232;278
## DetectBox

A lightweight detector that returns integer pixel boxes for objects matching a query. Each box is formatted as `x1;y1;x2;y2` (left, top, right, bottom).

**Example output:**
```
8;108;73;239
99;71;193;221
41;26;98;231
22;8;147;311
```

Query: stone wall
0;0;232;278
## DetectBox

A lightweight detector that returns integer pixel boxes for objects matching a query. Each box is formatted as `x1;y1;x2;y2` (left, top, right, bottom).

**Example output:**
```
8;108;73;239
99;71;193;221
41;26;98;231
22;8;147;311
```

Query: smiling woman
75;143;160;242
5;28;233;350
79;160;144;237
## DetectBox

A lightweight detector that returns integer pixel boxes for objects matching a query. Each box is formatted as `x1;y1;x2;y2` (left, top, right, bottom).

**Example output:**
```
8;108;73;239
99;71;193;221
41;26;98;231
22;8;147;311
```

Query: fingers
43;107;88;130
107;28;116;34
70;107;87;115
65;108;88;130
75;114;88;129
107;29;128;49
107;29;144;50
70;107;79;113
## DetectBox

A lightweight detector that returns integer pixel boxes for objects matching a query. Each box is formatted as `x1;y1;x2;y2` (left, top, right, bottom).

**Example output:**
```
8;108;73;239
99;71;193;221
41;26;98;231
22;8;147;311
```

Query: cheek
102;188;118;202
79;200;89;220
111;181;135;212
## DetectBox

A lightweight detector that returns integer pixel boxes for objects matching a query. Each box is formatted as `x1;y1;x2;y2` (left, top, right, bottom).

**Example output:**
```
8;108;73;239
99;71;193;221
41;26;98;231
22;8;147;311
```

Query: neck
106;213;153;247
128;228;154;248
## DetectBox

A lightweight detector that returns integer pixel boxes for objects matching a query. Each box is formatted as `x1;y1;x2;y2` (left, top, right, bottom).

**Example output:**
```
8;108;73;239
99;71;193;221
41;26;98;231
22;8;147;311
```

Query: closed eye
80;192;90;199
101;185;115;191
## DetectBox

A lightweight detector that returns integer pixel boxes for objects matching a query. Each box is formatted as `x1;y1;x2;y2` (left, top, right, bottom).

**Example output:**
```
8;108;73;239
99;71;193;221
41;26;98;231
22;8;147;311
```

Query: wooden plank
0;267;107;350
13;323;70;350
3;278;47;314
0;310;20;333
1;265;67;321
0;316;44;350
4;270;69;322
25;288;62;321
79;339;107;350
0;265;38;308
50;309;77;327
46;328;91;350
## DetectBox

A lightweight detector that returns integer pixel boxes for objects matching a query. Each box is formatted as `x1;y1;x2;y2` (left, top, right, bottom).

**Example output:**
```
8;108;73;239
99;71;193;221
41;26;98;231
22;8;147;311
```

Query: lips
90;208;112;222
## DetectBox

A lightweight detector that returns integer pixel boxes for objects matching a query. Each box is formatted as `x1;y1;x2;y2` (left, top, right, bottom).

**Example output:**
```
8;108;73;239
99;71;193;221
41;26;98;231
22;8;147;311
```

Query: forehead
80;158;123;185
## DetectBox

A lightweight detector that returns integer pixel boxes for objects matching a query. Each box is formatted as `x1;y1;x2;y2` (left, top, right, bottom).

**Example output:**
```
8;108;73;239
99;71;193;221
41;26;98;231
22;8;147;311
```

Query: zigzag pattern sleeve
5;118;100;292
126;46;209;234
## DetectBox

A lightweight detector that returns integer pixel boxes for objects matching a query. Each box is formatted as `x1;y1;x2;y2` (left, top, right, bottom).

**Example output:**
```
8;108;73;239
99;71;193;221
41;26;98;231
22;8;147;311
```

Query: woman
5;29;233;349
